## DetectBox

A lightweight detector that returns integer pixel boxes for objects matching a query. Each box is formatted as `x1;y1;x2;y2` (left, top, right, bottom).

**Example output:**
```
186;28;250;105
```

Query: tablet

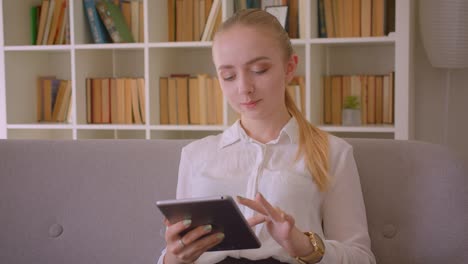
156;195;261;251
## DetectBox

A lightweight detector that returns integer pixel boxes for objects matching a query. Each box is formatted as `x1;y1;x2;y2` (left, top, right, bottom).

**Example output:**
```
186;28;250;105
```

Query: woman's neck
240;110;291;144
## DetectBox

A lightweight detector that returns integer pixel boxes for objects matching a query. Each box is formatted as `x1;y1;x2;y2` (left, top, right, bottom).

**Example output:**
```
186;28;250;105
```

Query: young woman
158;9;376;264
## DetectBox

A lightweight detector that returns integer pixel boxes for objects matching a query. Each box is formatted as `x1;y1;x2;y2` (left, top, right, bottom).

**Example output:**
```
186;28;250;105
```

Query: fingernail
217;233;225;240
183;220;192;227
204;225;212;232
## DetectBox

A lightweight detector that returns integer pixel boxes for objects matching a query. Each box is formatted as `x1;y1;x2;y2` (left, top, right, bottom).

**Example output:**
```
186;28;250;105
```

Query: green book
95;0;134;43
30;6;39;45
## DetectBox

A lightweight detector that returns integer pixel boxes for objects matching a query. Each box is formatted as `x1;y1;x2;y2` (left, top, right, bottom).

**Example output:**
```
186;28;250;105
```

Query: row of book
168;0;222;42
37;77;72;122
159;75;223;125
286;76;306;113
233;0;305;39
318;0;395;38
322;73;394;125
84;0;143;43
31;0;70;45
86;77;146;124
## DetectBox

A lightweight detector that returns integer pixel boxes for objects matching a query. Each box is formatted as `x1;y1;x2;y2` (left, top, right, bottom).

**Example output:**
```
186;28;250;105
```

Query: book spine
83;0;109;43
30;6;39;45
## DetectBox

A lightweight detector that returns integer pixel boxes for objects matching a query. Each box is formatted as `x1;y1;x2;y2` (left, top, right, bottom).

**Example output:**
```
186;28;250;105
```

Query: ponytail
285;91;330;191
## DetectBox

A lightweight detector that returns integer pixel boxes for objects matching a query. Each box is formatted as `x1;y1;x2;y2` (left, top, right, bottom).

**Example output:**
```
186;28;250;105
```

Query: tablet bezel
156;195;261;251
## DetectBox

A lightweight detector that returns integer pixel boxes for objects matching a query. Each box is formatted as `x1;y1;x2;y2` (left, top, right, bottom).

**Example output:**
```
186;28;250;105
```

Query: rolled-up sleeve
320;145;376;264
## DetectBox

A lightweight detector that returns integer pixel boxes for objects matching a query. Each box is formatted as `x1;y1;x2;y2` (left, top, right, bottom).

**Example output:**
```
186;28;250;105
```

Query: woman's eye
223;75;235;81
253;69;268;74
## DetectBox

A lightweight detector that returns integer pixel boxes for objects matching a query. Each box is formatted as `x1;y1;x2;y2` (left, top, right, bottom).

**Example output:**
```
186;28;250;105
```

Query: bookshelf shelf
4;45;72;51
309;36;396;45
318;125;395;133
76;124;147;130
7;124;73;129
74;43;146;50
148;42;213;48
0;0;415;140
150;125;226;131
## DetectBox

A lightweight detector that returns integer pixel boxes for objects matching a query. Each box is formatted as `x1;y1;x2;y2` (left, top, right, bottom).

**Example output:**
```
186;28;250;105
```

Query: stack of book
233;0;304;39
168;0;222;41
37;77;72;123
31;0;70;45
159;75;223;125
317;0;395;38
84;0;144;43
86;77;146;124
322;73;394;125
287;76;306;113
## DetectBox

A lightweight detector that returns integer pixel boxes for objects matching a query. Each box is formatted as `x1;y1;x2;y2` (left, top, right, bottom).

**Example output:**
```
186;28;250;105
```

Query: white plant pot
342;109;361;126
419;0;468;68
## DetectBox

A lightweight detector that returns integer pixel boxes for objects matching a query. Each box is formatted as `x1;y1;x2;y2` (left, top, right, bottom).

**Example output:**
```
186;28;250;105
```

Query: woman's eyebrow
217;56;271;70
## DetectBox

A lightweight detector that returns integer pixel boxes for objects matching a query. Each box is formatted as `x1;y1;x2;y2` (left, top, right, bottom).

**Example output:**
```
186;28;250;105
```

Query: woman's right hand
163;219;225;264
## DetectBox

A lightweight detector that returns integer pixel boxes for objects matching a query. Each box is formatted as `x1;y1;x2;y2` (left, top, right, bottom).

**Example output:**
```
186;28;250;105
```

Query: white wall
414;4;468;164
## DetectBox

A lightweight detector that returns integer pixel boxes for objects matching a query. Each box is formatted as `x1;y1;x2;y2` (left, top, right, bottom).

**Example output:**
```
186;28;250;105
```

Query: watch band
294;232;325;264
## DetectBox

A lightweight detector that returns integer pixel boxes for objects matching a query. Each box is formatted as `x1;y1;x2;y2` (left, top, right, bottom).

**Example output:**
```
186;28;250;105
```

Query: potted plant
342;95;361;126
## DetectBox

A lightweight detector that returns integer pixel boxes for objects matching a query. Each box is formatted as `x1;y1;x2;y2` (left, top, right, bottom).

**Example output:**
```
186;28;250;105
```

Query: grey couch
0;139;467;264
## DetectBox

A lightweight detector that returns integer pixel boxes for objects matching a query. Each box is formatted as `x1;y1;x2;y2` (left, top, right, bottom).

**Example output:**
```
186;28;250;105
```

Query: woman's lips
240;99;261;108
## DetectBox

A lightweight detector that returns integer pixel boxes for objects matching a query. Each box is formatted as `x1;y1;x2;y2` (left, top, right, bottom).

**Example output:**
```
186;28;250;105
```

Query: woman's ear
285;54;298;83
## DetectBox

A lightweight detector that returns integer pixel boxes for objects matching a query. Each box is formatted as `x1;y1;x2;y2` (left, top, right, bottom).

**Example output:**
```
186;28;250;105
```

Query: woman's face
212;25;297;121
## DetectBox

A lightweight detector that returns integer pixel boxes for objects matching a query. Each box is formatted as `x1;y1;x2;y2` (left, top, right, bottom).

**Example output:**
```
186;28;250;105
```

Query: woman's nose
237;74;254;94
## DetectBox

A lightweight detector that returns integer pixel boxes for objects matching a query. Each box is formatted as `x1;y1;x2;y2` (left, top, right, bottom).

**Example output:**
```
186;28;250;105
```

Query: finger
236;195;268;215
177;233;225;262
247;214;269;227
256;193;283;222
164;218;170;227
165;219;192;243
182;224;213;245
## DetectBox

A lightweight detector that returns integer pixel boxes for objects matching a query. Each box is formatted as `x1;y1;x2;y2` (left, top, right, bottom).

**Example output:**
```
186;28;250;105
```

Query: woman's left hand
237;193;315;257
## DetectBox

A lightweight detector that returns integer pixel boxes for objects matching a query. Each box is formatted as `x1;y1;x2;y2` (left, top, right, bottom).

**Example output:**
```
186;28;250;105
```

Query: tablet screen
156;195;261;251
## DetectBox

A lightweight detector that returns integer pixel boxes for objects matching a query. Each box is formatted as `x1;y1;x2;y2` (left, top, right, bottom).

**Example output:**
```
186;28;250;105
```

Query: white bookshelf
0;0;415;140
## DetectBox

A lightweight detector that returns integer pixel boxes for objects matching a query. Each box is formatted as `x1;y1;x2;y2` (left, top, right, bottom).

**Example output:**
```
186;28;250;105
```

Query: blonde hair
214;9;330;191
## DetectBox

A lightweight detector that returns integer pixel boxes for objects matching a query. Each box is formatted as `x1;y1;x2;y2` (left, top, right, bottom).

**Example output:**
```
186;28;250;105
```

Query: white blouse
157;118;376;264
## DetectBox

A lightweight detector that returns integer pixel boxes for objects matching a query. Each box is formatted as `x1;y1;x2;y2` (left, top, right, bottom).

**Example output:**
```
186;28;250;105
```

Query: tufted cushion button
382;224;397;238
48;224;64;238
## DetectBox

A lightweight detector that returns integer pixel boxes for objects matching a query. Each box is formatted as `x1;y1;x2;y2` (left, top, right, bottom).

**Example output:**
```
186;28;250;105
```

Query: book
361;0;371;37
47;0;66;45
92;78;103;123
116;78;126;124
130;78;142;124
36;0;50;45
83;0;110;43
42;0;56;45
176;77;189;125
188;77;200;124
86;78;92;123
371;0;385;36
331;76;342;125
101;78;111;123
137;78;146;123
168;78;178;124
201;0;221;41
323;76;332;124
124;78;133;123
167;0;176;41
367;75;376;124
130;0;139;42
95;0;134;43
159;77;169;124
30;6;40;45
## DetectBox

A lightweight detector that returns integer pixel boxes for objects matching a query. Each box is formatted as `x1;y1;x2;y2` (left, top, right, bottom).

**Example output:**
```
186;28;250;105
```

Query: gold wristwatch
295;232;325;264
